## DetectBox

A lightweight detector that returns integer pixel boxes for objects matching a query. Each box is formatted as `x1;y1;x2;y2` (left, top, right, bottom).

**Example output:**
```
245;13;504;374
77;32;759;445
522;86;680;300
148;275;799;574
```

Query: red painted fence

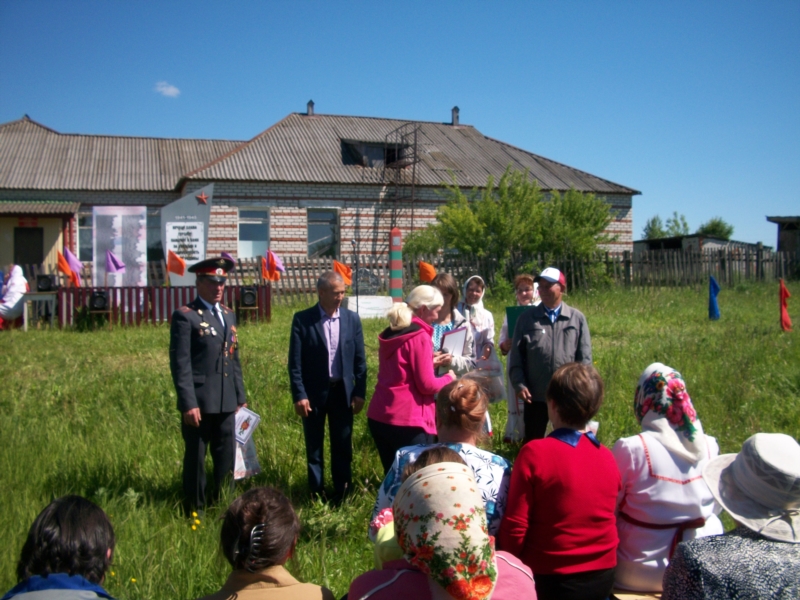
56;285;270;327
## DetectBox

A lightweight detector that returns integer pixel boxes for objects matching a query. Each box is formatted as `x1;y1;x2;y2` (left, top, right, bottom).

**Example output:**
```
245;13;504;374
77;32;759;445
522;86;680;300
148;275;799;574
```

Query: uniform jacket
170;297;246;414
507;302;592;404
288;303;367;406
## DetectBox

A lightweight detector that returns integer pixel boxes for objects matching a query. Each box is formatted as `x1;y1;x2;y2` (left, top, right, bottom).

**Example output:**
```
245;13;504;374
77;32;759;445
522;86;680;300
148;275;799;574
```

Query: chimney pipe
307;100;315;116
451;106;459;126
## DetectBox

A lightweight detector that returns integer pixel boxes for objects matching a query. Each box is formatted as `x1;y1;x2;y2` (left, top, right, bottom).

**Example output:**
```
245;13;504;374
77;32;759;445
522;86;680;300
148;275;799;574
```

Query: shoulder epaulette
178;306;191;313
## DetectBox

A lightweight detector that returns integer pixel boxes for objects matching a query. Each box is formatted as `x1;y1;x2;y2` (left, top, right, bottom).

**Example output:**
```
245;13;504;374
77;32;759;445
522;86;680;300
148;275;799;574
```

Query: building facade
0;106;639;273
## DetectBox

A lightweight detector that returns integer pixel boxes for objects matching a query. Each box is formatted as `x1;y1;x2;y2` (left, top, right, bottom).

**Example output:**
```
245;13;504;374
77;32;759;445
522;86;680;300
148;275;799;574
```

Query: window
238;210;270;258
307;209;338;258
146;209;164;262
78;210;93;261
341;140;408;168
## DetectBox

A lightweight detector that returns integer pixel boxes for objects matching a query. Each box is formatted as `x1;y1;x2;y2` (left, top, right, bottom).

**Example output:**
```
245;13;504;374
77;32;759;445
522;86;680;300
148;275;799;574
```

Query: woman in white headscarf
456;275;494;357
0;265;28;327
612;363;723;593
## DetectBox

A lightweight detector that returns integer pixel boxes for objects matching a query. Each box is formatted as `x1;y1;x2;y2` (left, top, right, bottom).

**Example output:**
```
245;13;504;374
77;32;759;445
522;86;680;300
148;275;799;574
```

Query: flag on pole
57;251;80;287
167;249;186;276
261;255;280;281
106;250;126;274
63;247;83;286
333;259;352;285
221;251;235;263
419;261;437;283
780;278;792;332
268;250;286;273
708;276;720;320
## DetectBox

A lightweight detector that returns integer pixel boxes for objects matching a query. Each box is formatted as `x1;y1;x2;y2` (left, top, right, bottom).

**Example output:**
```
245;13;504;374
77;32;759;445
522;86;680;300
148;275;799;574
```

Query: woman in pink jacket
367;285;456;473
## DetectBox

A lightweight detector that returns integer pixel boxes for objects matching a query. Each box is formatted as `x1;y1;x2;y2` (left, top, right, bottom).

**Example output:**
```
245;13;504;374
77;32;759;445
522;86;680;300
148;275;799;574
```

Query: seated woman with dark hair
197;487;334;600
498;363;620;600
3;495;116;599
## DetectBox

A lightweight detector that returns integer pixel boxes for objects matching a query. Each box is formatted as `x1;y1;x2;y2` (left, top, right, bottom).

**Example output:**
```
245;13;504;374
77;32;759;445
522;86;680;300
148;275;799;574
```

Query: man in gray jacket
508;267;592;442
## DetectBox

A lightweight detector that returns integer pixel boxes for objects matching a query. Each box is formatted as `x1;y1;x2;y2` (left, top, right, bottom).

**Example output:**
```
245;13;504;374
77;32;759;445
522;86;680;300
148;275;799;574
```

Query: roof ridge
0;115;60;134
288;111;475;128
180;113;296;181
482;134;641;195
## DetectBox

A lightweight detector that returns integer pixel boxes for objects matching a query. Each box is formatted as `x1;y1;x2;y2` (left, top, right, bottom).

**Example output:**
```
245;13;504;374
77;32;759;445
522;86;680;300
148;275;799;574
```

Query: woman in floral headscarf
611;363;723;593
350;462;535;600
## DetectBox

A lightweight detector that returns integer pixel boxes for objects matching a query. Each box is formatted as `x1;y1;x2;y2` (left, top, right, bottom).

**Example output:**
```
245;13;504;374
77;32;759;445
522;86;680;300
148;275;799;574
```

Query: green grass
1;282;798;599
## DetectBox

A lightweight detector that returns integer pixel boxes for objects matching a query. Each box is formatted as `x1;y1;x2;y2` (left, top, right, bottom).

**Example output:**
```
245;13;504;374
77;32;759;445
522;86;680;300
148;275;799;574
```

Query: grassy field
1;282;798;599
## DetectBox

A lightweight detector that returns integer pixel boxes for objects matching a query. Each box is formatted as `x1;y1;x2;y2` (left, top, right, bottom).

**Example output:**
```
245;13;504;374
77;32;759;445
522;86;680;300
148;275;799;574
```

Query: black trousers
523;400;550;443
368;418;436;474
301;381;353;499
534;567;616;600
181;411;236;515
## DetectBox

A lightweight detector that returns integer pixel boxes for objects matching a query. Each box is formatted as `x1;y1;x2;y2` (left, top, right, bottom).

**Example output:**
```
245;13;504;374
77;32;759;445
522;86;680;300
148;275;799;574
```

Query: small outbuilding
766;216;800;253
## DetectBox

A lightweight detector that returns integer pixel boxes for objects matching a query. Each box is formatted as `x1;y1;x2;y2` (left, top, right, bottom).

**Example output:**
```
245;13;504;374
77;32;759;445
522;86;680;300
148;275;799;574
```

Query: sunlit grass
1;281;797;598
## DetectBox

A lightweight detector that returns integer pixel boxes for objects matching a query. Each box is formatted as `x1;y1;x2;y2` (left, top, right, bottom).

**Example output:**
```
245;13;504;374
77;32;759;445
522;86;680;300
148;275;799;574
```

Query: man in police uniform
169;256;246;515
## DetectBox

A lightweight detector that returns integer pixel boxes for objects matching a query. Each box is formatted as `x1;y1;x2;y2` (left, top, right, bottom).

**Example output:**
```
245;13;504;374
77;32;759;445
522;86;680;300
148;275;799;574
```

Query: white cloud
154;81;180;98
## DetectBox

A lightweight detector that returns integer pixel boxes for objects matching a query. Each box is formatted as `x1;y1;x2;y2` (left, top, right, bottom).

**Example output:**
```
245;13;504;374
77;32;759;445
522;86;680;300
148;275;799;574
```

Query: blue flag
709;276;721;320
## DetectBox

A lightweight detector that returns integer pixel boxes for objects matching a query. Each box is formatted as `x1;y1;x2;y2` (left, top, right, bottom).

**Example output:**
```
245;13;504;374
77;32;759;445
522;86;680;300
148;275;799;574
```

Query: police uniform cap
189;257;235;283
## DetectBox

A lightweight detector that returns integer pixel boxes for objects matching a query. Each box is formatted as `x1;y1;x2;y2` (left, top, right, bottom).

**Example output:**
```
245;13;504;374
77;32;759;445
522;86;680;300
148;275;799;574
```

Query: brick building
0;105;639;272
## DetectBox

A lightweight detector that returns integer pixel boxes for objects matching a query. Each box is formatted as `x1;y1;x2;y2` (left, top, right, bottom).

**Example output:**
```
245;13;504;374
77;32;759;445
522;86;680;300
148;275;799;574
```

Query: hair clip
245;523;267;572
457;384;464;389
450;405;456;412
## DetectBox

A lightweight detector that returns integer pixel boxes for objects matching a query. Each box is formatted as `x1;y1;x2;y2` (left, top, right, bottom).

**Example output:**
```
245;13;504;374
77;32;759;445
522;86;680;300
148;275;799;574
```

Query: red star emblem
196;192;209;205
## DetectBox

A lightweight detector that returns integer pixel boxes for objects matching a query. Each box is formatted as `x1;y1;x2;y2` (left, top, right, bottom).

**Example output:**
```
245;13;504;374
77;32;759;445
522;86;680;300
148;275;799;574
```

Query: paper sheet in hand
234;407;260;444
440;327;467;357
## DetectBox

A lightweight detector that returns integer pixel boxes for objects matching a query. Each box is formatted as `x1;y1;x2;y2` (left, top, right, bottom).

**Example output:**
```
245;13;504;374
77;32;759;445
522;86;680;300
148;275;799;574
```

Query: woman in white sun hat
662;432;800;599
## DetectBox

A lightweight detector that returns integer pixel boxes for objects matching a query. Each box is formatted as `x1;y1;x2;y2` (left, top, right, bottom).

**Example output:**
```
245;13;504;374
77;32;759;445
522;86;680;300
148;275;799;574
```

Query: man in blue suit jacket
288;271;367;503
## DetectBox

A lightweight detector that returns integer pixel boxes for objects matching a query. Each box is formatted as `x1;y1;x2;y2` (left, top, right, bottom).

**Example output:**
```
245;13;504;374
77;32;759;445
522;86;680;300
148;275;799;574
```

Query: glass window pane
239;223;269;242
307;209;338;258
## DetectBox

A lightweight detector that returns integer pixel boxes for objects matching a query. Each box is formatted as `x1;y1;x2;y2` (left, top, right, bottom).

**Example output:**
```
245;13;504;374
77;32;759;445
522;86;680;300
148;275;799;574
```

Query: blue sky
1;1;798;245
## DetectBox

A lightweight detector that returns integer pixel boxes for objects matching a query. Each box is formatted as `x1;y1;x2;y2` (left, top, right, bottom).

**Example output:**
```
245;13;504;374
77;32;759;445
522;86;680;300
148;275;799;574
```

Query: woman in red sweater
498;363;620;600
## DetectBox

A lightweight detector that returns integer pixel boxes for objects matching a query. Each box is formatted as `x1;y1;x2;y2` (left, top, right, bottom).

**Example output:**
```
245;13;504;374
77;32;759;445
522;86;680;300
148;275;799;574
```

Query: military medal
210;327;217;336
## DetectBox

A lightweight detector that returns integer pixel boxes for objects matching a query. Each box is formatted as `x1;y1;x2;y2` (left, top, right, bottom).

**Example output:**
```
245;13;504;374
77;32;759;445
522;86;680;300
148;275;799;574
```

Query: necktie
215;306;226;337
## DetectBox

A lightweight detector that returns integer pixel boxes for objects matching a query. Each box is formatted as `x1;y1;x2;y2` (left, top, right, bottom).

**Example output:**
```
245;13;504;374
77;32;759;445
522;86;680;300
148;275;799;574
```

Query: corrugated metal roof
184;113;640;195
0;200;80;214
0;116;245;191
0;114;639;196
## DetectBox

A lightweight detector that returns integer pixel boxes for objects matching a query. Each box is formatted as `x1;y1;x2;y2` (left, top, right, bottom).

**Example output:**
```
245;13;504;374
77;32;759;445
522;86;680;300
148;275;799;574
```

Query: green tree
642;215;667;239
665;211;690;237
403;167;612;264
696;217;734;240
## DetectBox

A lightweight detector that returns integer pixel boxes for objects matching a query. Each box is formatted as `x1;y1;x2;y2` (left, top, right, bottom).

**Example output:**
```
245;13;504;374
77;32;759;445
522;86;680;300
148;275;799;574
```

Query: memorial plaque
161;184;214;286
92;206;147;287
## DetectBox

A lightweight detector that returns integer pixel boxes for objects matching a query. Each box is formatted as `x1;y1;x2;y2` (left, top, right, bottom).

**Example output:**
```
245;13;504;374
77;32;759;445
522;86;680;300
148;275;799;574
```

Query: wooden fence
405;248;800;290
55;285;270;327
17;247;800;326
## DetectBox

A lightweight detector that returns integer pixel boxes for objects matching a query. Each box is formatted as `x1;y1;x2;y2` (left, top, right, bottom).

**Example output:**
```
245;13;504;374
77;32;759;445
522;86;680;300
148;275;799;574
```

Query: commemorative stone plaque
161;184;214;286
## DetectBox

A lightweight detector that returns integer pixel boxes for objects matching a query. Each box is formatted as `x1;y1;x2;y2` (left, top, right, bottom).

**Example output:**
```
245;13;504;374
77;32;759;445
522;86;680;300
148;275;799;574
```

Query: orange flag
261;255;280;281
57;251;79;287
167;249;186;276
333;260;352;285
419;260;437;283
780;279;792;332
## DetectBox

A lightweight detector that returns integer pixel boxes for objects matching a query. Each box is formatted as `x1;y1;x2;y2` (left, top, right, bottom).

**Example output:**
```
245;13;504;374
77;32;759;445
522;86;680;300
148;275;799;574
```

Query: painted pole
390;228;403;302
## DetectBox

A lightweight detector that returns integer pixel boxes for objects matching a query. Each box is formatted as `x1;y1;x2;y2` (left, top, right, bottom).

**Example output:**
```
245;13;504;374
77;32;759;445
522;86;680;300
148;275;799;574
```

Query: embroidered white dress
371;442;512;535
612;432;724;592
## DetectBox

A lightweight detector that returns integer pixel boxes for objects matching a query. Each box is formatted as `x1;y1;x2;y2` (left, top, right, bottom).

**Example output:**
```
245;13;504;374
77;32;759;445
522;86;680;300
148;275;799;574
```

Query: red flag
780;279;792;332
167;250;186;276
57;251;80;287
419;261;437;283
333;260;352;285
261;255;280;282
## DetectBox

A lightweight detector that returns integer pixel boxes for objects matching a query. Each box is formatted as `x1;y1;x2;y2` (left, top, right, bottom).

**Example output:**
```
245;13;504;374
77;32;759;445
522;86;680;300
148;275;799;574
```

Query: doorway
14;227;44;265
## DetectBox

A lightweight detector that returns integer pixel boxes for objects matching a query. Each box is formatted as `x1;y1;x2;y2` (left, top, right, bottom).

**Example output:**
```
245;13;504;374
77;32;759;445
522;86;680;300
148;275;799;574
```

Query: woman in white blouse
612;363;723;593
